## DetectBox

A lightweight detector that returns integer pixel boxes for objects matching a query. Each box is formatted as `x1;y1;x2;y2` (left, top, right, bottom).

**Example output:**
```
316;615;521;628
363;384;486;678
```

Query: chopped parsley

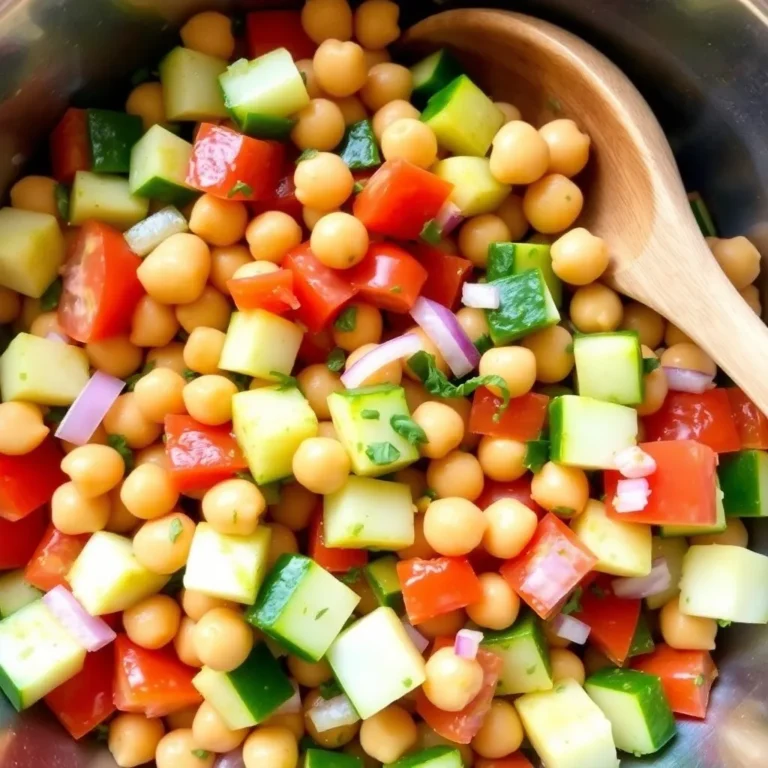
191;749;210;759
349;523;364;536
353;181;365;194
523;439;549;473
235;471;256;484
107;434;134;472
45;406;68;427
552;506;576;518
319;679;342;699
169;518;183;543
315;607;329;620
270;371;299;391
694;675;705;687
360;409;380;420
717;619;732;628
296;148;319;163
390;414;427;446
182;368;200;382
526;664;537;675
125;360;156;392
334;306;357;333
339;567;362;585
643;357;661;375
365;441;401;466
227;181;253;198
326;347;346;372
402;677;413;687
424;488;438;500
40;278;63;311
227;371;251;391
561;587;583;615
54;184;70;220
389;285;402;294
419;218;442;245
474;334;494;355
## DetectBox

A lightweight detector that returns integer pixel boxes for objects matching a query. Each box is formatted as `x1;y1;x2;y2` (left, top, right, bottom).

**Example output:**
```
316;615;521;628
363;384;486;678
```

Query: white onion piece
54;371;125;446
124;206;188;256
462;282;500;310
341;333;422;389
454;628;484;659
273;680;301;715
614;446;657;479
307;694;360;733
401;618;429;654
214;750;244;768
612;558;671;599
663;366;715;393
42;586;116;652
551;614;590;644
613;477;651;512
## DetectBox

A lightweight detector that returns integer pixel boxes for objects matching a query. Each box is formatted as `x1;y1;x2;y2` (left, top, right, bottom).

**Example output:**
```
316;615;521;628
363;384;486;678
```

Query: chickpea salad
0;2;766;768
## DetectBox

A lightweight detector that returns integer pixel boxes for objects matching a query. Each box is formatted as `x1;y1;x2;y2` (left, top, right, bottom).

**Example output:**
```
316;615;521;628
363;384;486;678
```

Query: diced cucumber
411;49;464;107
193;642;294;729
718;449;768;517
306;748;363;768
0;208;64;298
247;553;360;662
364;556;404;613
219;309;303;380
389;746;463;768
481;612;552;695
432;157;510;216
549;395;638;469
645;536;688;610
486;269;561;344
571;499;652;578
679;544;768;624
421;75;504;157
232;386;318;485
338;120;381;170
515;678;618;768
487;241;562;307
87;109;143;174
585;669;676;756
129;125;199;206
124;206;189;257
69;171;149;230
67;531;169;615
627;614;655;658
183;523;271;605
0;571;42;618
323;476;414;550
660;478;725;536
0;332;90;406
326;607;426;719
573;332;644;406
327;384;419;477
0;600;86;710
159;47;229;121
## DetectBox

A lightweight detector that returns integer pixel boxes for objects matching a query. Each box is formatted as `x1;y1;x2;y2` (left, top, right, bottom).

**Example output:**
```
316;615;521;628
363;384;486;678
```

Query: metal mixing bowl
0;1;767;766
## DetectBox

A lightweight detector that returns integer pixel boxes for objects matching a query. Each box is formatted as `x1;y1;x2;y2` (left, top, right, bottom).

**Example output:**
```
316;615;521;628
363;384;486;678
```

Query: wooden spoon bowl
404;9;768;413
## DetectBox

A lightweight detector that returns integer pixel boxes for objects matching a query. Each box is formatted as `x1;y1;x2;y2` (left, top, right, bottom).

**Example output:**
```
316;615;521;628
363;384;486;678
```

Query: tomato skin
297;328;335;366
474;477;544;517
412;244;473;309
727;387;768;449
50;108;90;184
631;643;718;718
250;166;303;222
0;506;47;570
228;269;299;315
24;525;89;592
476;756;535;768
469;389;549;441
309;511;368;573
246;10;316;60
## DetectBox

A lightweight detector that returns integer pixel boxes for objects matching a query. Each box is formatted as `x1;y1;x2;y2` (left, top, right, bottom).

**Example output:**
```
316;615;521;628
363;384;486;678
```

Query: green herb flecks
420;218;442;245
326;347;346;372
270;371;300;391
360;409;379;420
390;414;427;446
315;607;329;620
107;434;134;472
334;306;357;333
182;368;200;382
296;148;319;163
125;360;156;392
365;442;401;466
319;679;342;699
54;184;70;220
561;587;582;616
228;181;253;198
523;439;549;473
169;518;183;543
643;357;661;375
40;278;63;312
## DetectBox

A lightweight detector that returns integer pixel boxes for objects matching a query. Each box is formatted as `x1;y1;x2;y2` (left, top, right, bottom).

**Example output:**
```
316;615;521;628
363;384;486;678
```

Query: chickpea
424;647;484;712
302;206;333;232
393;468;426;504
456;307;490;345
539;119;591;178
489;121;550;185
494;193;529;241
458;214;512;268
108;713;165;768
0;402;49;455
129;296;179;348
355;0;400;49
661;596;717;650
29;311;67;338
180;590;235;622
551;227;609;285
479;346;537;399
313;39;367;97
0;286;21;324
620;302;666;349
120;463;179;520
711;236;761;290
292;437;351;495
331;302;382;351
61;444;125;497
270;483;318;532
180;10;234;59
472;699;524;759
193;607;254;672
294;152;354;210
401;378;431;413
741;284;762;315
363;47;391;70
636;346;668;417
123;594;181;650
133;512;195;575
202;479;266;535
316;421;339;441
173;616;202;667
156;729;214;768
372;99;420;141
189;194;248;248
243;726;298;768
524;174;584;234
664;322;693;346
301;0;353;44
132;367;186;424
191;700;247;754
381;118;437;168
403;327;449;381
397;514;437;560
477;436;526;482
181;328;224;375
176;287;231;335
345;342;403;386
482;498;538;559
360;63;412;112
530;462;589;517
423;497;485;556
138;234;211;305
495;101;522;123
86;336;143;379
426;450;484;502
51;482;110;535
520;325;574;383
411;401;465;460
550;648;586;685
135;442;169;470
360;705;417;763
303;689;359;748
661;342;716;376
182;375;237;426
287;655;332;688
291;98;346;151
296;363;344;419
332;96;368;126
295;59;325;99
569;283;623;333
125;82;165;131
10;175;58;218
584;646;615;676
262;712;305;741
105;484;141;534
165;707;198;731
147;342;187;376
692;517;748;547
311;212;370;269
466;572;520;630
209;245;252;294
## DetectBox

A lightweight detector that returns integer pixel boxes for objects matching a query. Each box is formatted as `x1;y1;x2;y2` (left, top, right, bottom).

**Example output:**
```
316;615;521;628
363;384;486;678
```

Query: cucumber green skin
0;663;22;711
689;193;717;237
338;120;381;170
87;109;143;174
486;242;516;282
420;76;464;123
229;642;294;723
389;745;463;767
305;748;362;768
718;450;768;517
627;614;655;658
364;556;404;614
486;270;557;344
232;109;296;140
487;243;562;307
411;49;464;108
131;176;199;206
549;397;567;462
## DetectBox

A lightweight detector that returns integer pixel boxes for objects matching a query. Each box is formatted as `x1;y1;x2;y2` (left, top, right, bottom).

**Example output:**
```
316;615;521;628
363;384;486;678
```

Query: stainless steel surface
1;1;767;766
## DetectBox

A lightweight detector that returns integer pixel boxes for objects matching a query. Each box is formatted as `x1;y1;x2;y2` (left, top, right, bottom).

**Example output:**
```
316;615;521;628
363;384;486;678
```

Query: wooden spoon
404;9;768;413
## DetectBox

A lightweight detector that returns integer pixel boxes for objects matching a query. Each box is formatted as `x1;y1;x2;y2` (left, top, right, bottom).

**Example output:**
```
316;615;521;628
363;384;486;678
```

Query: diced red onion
341;333;422;389
214;750;244;768
663;367;715;394
613;477;651;513
307;694;360;733
45;331;70;344
410;296;480;378
613;446;657;479
551;614;590;645
434;201;464;236
273;680;301;715
54;371;125;446
462;282;500;310
612;558;671;599
42;585;116;652
521;548;579;607
401;618;429;654
454;628;484;660
124;206;188;257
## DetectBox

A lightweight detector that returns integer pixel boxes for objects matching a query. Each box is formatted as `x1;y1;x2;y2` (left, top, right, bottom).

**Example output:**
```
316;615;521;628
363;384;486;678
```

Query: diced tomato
397;557;482;626
604;440;717;526
500;513;597;620
283;244;357;332
0;437;67;521
251;168;303;222
412;244;473;309
0;507;47;570
353;160;454;240
469;389;549;441
642;388;740;453
632;644;718;718
114;635;201;717
246;10;316;60
24;525;89;592
228;269;300;315
44;646;115;739
475;477;544;517
50;108;90;184
476;756;535;768
187;123;284;201
309;512;368;573
297;328;335;366
571;576;640;666
164;415;248;492
58;221;145;343
727;387;768;449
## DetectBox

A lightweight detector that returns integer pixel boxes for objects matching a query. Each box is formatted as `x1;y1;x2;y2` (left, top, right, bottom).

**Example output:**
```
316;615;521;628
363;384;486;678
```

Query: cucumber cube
183;523;271;605
389;746;463;767
87;109;143;174
193;642;294;729
718;449;768;517
233;386;318;485
515;678;618;768
574;331;644;405
571;499;652;578
247;554;360;662
364;555;404;613
481;612;553;695
0;332;90;406
326;607;426;719
411;49;465;107
69;171;149;230
679;544;768;623
432;157;510;216
0;207;64;298
627;614;655;658
323;476;414;550
645;536;688;610
487;241;562;307
327;384;419;477
585;669;676;756
0;571;42;618
549;395;638;469
160;47;229;121
306;749;363;768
